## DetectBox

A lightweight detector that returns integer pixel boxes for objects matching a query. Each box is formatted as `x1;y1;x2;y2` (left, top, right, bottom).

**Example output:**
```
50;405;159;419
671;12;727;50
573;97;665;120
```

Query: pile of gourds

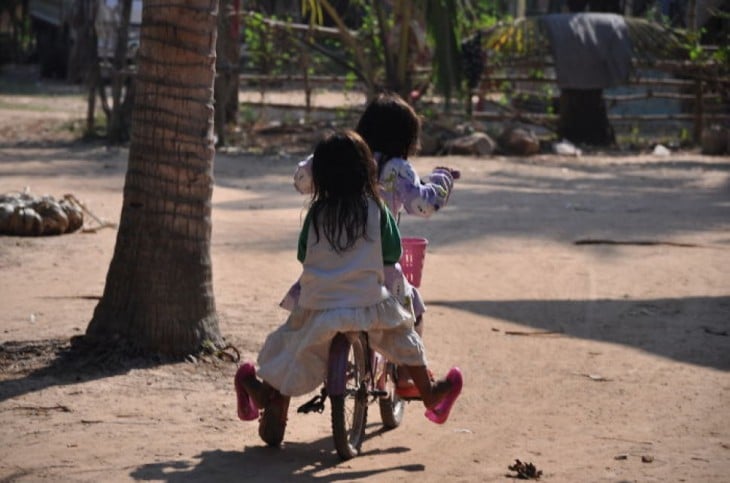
0;192;84;236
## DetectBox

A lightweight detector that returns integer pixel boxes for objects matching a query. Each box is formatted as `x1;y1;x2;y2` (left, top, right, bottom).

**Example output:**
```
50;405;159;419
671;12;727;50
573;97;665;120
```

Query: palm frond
482;17;550;62
624;17;689;62
481;15;690;63
301;0;323;26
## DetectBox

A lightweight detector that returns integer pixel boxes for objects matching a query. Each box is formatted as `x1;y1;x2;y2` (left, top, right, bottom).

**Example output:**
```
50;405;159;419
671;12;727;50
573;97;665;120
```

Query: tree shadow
429;296;730;370
492;155;730;173
0;335;168;404
130;431;424;482
0;141;128;177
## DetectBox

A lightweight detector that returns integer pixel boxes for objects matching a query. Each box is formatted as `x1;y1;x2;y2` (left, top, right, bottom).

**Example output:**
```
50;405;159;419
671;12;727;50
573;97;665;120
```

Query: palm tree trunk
87;0;223;357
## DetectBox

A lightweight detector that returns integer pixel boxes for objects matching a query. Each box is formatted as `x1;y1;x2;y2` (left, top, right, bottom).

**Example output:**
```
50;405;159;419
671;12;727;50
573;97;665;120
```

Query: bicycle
296;237;429;460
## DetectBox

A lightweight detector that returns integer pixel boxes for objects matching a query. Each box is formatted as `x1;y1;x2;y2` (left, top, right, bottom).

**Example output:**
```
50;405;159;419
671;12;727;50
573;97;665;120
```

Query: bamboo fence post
302;28;312;117
693;78;704;143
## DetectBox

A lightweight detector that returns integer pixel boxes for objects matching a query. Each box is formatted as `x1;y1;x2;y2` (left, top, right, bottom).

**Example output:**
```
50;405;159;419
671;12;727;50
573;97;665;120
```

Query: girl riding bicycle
292;92;459;397
235;130;463;446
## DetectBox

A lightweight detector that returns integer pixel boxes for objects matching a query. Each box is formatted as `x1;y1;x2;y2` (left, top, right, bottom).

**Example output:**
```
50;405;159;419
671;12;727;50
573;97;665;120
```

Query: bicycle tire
378;362;406;429
330;333;368;460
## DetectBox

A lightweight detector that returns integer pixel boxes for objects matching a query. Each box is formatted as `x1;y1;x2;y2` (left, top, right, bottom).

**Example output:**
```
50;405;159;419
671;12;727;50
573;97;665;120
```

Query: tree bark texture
87;0;223;356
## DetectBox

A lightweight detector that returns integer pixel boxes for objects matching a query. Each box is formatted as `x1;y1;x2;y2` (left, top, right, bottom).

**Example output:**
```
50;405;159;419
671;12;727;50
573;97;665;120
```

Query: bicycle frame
294;332;405;460
327;332;389;397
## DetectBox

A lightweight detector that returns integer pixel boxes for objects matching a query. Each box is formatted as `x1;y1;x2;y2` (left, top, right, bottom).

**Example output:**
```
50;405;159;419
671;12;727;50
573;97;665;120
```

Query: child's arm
383;158;456;218
293;155;314;194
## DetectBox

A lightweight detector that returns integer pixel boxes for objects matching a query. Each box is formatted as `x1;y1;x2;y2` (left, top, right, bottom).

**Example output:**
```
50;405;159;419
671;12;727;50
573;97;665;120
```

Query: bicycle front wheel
330;333;369;460
379;362;405;429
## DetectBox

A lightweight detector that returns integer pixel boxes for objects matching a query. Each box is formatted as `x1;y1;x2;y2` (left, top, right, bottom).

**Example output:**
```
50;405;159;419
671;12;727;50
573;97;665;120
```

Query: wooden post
517;0;526;18
687;0;697;31
302;28;312;118
107;0;132;144
693;78;704;144
85;65;98;135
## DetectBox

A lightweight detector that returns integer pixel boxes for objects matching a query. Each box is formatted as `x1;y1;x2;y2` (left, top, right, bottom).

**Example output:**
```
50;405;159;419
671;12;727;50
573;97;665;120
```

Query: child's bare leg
396;315;425;390
403;364;451;408
238;372;290;446
405;365;463;424
239;374;274;408
258;387;290;447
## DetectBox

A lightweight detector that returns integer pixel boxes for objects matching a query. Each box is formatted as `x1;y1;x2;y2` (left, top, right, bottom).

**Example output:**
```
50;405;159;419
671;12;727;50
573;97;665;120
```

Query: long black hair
355;92;421;177
309;130;381;253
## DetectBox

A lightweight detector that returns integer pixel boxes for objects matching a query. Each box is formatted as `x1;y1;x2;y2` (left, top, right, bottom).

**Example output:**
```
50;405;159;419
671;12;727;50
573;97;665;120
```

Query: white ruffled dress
257;199;427;397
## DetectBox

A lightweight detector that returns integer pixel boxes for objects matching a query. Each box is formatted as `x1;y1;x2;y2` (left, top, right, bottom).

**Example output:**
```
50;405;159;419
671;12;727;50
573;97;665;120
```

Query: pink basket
399;237;428;288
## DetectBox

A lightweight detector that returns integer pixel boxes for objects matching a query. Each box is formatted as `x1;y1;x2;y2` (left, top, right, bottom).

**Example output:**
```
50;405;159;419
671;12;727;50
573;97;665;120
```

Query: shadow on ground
0;336;172;404
2;294;726;411
430;295;730;370
130;426;423;482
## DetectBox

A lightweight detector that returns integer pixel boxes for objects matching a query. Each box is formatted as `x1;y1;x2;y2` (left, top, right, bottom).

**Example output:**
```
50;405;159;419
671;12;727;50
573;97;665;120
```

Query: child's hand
293;156;314;194
435;166;461;180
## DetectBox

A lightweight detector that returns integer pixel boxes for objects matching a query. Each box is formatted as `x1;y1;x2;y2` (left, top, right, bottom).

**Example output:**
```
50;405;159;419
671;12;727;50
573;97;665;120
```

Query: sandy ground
1;77;730;483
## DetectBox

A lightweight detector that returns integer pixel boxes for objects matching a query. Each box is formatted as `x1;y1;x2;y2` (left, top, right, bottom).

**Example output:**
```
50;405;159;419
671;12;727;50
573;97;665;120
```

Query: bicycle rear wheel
330;333;368;460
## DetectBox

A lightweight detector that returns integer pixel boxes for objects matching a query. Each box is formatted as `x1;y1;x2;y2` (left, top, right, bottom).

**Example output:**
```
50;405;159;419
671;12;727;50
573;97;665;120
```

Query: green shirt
297;201;401;265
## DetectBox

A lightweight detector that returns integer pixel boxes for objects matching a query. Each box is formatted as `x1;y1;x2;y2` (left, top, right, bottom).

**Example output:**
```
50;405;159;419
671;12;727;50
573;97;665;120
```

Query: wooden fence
468;59;729;142
236;60;728;144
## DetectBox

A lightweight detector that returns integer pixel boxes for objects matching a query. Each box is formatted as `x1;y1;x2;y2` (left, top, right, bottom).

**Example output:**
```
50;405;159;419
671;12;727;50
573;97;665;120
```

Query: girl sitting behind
235;130;463;447
292;92;459;397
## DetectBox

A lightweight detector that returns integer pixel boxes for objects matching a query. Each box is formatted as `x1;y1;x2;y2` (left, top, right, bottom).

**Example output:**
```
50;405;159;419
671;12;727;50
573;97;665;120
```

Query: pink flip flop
425;367;463;424
234;362;260;421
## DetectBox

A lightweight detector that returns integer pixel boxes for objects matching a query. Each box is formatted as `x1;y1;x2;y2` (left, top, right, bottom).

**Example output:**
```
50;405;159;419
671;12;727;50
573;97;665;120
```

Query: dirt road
1;79;729;482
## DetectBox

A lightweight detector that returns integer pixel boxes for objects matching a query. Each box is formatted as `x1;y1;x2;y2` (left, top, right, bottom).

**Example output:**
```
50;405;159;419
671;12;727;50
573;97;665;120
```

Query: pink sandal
425;367;463;424
234;362;260;421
